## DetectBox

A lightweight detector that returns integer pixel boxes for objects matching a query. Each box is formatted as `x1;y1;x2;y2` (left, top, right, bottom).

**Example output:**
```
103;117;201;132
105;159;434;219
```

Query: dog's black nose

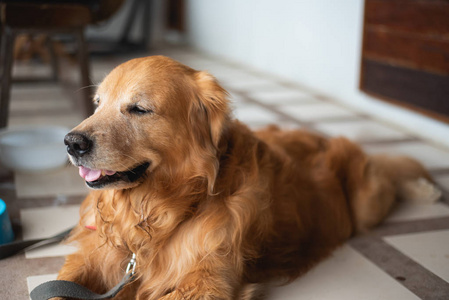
64;132;92;158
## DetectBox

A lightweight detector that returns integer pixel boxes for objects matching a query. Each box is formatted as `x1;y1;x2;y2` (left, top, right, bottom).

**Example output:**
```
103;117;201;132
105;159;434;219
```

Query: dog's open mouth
78;162;150;188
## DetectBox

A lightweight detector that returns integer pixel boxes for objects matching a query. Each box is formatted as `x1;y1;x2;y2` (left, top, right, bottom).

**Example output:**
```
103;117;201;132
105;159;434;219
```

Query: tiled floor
1;47;449;299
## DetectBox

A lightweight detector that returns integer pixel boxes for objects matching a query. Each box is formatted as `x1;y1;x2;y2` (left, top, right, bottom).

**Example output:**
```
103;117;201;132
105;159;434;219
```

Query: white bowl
0;126;69;173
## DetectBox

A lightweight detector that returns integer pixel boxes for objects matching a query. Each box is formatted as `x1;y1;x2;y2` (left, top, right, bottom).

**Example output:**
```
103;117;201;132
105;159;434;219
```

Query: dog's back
244;124;440;282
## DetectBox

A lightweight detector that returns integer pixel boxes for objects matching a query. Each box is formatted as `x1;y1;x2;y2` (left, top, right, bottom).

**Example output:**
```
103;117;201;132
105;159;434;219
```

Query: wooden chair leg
75;28;94;118
0;28;15;129
46;35;59;82
141;0;152;49
0;29;3;78
119;0;140;45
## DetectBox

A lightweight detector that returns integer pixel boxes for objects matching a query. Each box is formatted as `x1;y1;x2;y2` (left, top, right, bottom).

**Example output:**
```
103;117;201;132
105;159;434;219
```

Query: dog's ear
191;71;230;148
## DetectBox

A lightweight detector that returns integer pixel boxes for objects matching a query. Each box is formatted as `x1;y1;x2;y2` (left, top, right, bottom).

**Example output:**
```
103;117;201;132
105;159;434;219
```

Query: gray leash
0;226;136;299
30;253;137;300
0;227;73;259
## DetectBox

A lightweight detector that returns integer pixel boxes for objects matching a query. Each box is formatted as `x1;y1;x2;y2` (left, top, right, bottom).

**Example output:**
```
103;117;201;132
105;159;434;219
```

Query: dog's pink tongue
79;166;102;182
78;166;116;182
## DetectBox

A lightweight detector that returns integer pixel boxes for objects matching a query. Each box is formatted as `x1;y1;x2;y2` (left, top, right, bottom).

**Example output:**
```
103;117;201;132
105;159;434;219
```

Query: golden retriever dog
60;56;440;299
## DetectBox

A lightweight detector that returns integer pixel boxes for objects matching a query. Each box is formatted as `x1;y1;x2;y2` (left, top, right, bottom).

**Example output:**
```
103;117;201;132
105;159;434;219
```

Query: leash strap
30;273;134;300
0;227;73;260
0;227;136;299
30;253;137;300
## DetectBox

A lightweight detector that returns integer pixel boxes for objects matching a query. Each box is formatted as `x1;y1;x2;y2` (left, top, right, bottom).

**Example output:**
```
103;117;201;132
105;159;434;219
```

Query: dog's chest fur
87;185;267;299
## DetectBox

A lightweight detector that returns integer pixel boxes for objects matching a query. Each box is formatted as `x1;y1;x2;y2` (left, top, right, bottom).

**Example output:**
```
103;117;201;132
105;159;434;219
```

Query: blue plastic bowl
0;199;14;245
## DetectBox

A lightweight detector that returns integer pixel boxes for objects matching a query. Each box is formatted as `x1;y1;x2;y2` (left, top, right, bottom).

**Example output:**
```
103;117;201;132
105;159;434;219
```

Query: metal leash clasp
125;253;137;276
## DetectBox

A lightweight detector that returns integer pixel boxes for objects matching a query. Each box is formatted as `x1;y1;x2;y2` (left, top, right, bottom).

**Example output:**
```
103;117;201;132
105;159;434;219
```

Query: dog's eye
128;104;152;115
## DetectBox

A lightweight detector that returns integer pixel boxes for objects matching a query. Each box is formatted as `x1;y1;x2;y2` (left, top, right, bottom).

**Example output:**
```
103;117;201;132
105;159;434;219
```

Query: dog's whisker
120;154;142;174
121;153;140;164
116;161;135;173
74;84;99;93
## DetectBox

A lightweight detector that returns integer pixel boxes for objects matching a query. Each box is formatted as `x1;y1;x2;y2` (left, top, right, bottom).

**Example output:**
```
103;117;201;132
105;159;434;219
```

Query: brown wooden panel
361;58;449;120
2;4;91;28
365;0;449;36
363;28;449;74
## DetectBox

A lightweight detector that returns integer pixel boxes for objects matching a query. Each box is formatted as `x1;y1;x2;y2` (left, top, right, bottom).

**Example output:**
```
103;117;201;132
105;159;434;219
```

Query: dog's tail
326;138;441;232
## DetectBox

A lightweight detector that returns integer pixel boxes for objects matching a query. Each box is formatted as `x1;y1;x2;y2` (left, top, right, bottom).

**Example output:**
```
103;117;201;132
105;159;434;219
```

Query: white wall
186;0;449;149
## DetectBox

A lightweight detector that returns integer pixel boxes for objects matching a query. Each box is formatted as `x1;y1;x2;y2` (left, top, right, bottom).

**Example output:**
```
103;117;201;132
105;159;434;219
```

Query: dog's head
65;56;230;190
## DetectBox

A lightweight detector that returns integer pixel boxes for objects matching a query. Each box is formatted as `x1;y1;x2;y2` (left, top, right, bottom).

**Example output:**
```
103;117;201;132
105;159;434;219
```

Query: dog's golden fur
59;56;438;299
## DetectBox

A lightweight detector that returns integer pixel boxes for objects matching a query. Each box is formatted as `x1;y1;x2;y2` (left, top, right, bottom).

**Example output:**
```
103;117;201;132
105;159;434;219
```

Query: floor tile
248;121;302;131
434;174;449;193
230;99;252;113
187;60;221;70
363;142;449;169
233;104;281;126
20;205;80;259
221;75;286;92
315;120;410;142
199;63;240;75
386;202;449;223
90;60;121;83
10;85;67;102
227;91;247;105
247;89;318;105
9;114;84;129
13;62;52;78
10;97;72;112
15;165;89;199
167;53;214;67
278;102;358;122
384;230;449;282
27;274;58;295
268;120;303;130
91;60;117;71
267;244;419;300
214;69;251;83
